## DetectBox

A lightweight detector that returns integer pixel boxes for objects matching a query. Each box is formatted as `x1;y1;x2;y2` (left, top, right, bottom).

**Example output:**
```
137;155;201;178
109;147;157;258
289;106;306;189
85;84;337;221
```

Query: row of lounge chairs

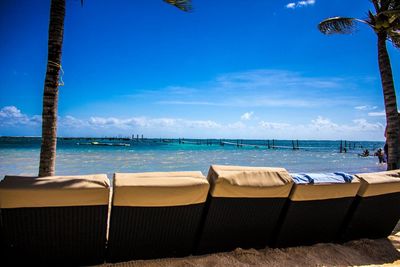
1;165;400;265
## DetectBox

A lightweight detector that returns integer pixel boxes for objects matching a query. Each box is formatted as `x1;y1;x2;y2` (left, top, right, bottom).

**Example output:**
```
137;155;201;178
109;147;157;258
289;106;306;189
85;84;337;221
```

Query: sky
0;0;399;140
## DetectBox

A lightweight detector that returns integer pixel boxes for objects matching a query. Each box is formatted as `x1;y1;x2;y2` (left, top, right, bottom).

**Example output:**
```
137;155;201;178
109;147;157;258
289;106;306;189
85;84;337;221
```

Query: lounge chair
341;170;400;240
0;174;110;265
195;165;293;254
107;171;209;262
275;173;360;247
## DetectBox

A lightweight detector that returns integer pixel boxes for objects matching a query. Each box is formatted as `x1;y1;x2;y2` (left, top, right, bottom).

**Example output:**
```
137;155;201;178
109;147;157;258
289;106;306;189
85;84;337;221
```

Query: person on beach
384;143;388;163
375;148;385;164
361;149;370;157
384;126;388;163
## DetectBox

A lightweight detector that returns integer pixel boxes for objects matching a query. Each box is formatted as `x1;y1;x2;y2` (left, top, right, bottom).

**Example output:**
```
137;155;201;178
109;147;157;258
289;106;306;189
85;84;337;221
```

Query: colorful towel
290;172;353;184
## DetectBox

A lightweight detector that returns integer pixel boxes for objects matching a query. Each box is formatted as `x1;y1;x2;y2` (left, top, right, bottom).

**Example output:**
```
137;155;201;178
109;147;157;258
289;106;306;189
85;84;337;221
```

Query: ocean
0;137;387;179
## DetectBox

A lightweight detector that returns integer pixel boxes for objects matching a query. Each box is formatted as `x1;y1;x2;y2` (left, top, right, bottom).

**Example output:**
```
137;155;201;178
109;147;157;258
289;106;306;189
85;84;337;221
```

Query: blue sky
0;0;399;140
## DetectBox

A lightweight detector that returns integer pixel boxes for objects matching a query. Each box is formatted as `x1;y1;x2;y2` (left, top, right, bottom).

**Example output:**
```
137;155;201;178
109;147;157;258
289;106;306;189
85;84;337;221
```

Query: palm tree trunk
38;0;66;177
377;32;400;170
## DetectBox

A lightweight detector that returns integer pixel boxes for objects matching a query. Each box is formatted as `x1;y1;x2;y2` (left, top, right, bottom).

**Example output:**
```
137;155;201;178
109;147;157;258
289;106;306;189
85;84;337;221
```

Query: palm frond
379;0;391;11
374;0;400;11
375;9;400;31
385;0;400;10
163;0;192;12
372;0;381;12
367;10;377;25
318;17;359;34
379;9;400;16
388;29;400;48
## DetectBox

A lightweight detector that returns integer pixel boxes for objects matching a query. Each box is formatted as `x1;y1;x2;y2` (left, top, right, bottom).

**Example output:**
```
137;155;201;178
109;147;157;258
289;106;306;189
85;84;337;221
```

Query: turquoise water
0;137;387;178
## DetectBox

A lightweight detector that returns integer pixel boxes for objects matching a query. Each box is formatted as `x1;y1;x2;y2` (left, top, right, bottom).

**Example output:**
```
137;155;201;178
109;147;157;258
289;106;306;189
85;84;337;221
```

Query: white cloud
81;115;385;139
354;105;368;110
298;0;315;6
89;117;124;127
354;105;384;117
31;115;42;124
88;116;165;129
87;116;221;130
354;105;378;111
286;3;296;9
0;106;385;140
183;120;221;129
240;111;254;121
0;106;40;126
60;115;86;128
368;111;385;117
308;116;383;133
352;119;384;131
228;121;246;129
0;106;24;118
285;0;315;9
0;106;223;136
150;118;177;127
310;116;338;130
259;121;290;130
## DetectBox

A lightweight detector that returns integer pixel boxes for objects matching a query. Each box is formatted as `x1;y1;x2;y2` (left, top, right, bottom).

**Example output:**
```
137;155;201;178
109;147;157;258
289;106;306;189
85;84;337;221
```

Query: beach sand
101;221;400;267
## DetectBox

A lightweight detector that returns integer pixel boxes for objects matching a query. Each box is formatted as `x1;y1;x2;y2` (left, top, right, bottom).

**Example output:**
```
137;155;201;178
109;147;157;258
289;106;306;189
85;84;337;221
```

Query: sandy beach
100;222;400;267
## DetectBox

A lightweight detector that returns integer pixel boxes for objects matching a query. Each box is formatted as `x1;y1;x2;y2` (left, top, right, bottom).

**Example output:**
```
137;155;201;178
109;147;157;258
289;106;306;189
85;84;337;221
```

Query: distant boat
77;141;130;147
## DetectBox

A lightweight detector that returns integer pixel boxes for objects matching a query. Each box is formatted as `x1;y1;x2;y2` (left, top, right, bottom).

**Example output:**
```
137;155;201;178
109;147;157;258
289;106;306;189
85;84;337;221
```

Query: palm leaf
386;0;400;10
378;9;400;28
379;9;400;16
388;29;400;48
368;10;376;24
375;0;400;11
379;0;391;11
318;17;359;34
163;0;192;12
372;0;381;12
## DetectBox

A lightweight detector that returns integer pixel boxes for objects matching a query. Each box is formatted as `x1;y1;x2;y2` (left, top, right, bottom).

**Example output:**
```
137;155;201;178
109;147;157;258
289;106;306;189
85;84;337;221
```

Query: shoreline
0;136;387;143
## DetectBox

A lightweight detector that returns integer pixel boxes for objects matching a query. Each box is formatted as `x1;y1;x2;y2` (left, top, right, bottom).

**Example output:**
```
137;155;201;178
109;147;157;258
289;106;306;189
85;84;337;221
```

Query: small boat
77;142;130;147
113;143;130;147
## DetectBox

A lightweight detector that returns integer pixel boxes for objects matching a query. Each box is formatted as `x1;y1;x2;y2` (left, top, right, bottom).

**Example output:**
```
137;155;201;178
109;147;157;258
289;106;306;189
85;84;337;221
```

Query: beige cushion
356;170;400;197
207;165;293;198
289;177;361;201
112;172;209;207
0;174;110;208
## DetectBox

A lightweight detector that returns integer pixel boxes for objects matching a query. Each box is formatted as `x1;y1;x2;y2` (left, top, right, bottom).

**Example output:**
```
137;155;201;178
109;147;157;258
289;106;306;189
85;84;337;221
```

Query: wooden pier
59;135;370;153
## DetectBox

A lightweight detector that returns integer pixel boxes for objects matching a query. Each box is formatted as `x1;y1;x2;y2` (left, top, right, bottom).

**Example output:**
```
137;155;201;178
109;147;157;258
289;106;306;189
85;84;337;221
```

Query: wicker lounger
275;175;360;247
0;174;110;266
107;172;209;262
195;165;293;254
341;170;400;241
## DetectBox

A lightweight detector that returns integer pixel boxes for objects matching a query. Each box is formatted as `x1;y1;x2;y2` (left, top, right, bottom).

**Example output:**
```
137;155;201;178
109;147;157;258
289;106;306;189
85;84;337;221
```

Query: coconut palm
38;0;192;177
318;0;400;170
39;0;66;177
